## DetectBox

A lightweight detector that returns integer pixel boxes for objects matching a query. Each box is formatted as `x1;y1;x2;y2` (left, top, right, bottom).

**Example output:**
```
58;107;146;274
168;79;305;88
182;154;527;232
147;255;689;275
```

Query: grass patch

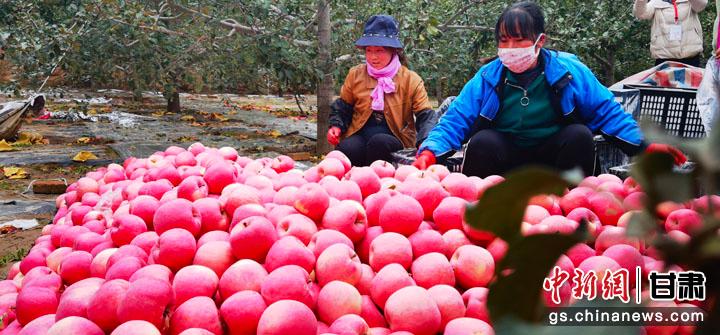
0;247;28;268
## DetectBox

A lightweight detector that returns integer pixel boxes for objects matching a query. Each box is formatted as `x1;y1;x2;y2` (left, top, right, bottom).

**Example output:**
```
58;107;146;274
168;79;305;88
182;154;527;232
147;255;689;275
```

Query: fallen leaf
181;115;195;122
211;113;229;122
72;151;98;162
288;152;313;161
152;111;166;117
197;111;210;116
16;132;45;145
0;225;18;234
4;166;28;179
176;136;198;142
87;108;97;115
0;140;16;152
76;137;92;144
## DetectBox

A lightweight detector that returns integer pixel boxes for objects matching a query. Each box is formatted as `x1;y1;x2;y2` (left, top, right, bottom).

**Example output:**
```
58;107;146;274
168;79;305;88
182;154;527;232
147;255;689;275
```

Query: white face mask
497;34;544;73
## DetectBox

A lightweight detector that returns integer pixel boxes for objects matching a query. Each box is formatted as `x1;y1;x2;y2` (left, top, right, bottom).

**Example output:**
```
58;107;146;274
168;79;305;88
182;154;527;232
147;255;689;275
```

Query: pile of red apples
0;142;714;335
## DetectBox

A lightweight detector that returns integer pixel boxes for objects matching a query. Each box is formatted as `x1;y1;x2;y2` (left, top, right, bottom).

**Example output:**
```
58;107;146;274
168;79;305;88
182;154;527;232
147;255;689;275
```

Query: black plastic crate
594;136;628;175
624;84;705;138
390;148;463;172
610;162;696;179
600;85;705;177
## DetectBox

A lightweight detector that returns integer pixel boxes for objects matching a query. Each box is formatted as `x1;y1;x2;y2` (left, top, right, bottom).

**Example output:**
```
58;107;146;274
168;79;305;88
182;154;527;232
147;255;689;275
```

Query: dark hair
393;48;408;65
494;1;545;44
377;47;408;65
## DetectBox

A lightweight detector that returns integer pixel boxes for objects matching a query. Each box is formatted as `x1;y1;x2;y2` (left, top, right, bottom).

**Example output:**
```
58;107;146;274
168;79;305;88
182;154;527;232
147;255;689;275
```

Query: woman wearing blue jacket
413;1;686;177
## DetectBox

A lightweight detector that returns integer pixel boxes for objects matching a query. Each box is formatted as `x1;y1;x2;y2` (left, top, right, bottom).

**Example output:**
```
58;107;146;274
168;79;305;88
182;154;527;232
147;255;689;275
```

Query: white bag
697;58;720;134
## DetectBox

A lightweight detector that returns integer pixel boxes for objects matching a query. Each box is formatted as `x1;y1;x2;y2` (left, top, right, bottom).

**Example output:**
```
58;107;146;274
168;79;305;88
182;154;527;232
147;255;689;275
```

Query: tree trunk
277;80;284;97
315;0;333;155
435;78;443;108
606;51;616;85
167;91;180;113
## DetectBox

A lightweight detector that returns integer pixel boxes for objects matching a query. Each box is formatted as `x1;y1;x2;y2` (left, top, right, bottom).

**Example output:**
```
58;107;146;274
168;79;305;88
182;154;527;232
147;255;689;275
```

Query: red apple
317;281;362;324
322;200;368;243
294;183;330;221
316;244;362;286
257;300;317;335
384;286;441;335
220;291;266;335
261;265;314;308
229;216;277;263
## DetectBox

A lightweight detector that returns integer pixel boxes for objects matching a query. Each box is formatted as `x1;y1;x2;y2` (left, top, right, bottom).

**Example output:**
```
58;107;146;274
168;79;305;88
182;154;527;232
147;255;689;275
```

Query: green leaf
488;232;584;322
695;118;720;170
426;25;440;36
631;153;695;207
625;210;656;238
465;167;571;242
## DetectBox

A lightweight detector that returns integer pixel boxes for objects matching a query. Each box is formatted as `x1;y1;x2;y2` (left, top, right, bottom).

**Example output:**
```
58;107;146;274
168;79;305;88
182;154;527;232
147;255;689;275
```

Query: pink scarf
367;55;401;111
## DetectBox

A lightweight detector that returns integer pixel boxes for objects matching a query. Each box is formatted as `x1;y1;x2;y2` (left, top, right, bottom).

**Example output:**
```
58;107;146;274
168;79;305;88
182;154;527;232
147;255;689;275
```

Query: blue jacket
419;49;645;156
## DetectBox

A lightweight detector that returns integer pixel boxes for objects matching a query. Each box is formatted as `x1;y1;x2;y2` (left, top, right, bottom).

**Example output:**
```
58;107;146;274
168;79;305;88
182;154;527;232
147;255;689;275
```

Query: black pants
336;117;403;167
655;55;700;67
462;124;595;178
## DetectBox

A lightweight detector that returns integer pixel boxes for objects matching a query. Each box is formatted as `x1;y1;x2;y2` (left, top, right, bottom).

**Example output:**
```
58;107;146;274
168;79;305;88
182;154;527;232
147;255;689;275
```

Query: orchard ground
1;90;424;278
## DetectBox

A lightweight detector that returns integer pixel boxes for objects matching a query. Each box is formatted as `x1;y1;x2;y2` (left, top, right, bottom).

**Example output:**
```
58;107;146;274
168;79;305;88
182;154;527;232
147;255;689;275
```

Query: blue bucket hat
355;15;403;49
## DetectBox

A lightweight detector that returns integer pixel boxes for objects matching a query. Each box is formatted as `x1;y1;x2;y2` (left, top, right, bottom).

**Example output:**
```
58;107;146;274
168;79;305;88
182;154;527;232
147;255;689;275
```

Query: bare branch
220;19;265;35
108;17;186;36
334;54;356;63
154;14;183;22
438;0;484;30
168;2;314;47
439;25;493;32
166;1;212;20
588;52;612;69
412;49;435;54
269;4;299;23
333;19;356;27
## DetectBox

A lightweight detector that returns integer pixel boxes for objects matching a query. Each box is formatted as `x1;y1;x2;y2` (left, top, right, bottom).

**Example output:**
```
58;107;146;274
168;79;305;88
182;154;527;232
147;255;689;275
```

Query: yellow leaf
0;140;16;152
16;132;44;145
181;115;195;122
87;108;97;115
152;111;166;117
211;113;229;122
198;111;210;116
72;151;98;162
76;137;91;144
4;166;28;179
269;130;282;138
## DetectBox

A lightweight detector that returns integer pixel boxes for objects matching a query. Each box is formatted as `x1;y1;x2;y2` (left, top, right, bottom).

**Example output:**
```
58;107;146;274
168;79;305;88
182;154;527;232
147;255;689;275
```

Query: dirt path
0;90;322;278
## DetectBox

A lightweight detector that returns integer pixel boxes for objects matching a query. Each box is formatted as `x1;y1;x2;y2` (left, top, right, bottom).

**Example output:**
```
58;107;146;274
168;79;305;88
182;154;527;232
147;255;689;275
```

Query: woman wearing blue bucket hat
327;15;438;167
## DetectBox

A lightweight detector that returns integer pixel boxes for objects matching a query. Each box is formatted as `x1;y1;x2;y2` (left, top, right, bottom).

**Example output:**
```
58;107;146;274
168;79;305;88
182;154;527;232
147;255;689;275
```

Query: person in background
327;15;437;167
633;0;707;67
413;1;686;177
697;7;720;134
